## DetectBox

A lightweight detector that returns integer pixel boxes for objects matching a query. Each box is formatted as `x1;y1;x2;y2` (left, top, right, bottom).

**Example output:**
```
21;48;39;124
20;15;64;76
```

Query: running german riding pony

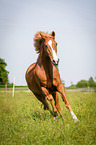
26;31;79;121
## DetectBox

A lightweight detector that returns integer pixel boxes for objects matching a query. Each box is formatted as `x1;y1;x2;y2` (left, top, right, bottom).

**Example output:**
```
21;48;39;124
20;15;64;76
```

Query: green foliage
0;91;96;144
76;80;89;88
88;77;96;87
67;84;76;89
0;83;13;88
0;58;9;84
76;77;96;88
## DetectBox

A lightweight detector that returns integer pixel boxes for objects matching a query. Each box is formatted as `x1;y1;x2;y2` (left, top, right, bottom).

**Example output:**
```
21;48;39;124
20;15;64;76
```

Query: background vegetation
0;91;96;145
76;77;96;88
0;58;9;84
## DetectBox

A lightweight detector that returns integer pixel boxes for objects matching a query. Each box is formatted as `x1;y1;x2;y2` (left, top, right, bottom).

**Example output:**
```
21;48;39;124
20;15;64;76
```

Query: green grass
0;91;96;145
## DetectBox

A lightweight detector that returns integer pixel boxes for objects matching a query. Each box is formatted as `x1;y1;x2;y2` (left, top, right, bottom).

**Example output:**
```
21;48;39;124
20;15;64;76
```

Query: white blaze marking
48;40;58;63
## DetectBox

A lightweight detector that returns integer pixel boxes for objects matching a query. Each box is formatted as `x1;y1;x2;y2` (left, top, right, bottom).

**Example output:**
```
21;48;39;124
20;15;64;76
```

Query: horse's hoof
74;118;80;122
44;106;49;110
54;116;59;120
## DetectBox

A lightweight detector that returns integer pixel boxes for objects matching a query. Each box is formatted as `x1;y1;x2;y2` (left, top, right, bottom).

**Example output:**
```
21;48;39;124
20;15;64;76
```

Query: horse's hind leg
34;93;57;117
52;92;65;120
34;93;49;110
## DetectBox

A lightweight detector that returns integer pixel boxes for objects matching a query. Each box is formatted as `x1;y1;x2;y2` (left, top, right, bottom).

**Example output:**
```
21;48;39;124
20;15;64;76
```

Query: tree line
0;58;96;88
0;58;13;88
0;58;9;84
76;77;96;88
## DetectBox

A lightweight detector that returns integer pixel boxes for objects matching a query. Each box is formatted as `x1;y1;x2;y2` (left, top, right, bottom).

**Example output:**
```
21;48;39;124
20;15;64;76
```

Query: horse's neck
39;50;53;79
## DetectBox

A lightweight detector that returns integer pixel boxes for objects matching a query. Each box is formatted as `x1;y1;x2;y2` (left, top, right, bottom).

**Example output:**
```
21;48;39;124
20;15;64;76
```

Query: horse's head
41;31;59;65
34;31;59;65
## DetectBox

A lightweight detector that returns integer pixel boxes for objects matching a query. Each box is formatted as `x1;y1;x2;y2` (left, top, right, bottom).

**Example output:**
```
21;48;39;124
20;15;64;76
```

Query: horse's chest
35;64;60;90
36;69;53;88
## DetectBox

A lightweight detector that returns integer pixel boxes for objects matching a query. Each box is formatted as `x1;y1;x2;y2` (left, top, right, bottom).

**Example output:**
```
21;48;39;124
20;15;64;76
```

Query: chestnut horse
26;31;79;121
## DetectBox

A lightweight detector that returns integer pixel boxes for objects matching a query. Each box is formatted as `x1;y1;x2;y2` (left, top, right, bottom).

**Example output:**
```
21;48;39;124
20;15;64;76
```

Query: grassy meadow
0;90;96;145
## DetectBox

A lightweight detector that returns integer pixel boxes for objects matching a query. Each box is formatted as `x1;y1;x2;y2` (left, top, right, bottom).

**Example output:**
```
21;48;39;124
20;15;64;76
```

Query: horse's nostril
52;59;59;65
53;60;55;63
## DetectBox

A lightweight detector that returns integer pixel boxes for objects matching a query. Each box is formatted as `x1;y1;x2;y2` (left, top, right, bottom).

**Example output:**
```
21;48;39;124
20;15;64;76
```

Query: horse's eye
45;45;47;48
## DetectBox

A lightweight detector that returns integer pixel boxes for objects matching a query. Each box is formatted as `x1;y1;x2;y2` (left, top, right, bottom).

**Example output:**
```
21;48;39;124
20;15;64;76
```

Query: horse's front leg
46;94;57;116
41;87;57;116
53;92;65;120
57;83;79;122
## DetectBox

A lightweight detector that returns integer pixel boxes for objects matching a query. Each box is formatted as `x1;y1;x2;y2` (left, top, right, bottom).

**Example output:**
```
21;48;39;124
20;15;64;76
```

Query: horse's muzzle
52;58;59;65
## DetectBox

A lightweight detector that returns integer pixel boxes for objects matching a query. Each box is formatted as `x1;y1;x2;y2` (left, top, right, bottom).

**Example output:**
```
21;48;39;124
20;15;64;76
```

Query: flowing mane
34;31;53;54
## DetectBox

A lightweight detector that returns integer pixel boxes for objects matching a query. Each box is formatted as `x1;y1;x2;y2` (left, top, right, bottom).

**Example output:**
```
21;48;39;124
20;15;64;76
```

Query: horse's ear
51;31;55;39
